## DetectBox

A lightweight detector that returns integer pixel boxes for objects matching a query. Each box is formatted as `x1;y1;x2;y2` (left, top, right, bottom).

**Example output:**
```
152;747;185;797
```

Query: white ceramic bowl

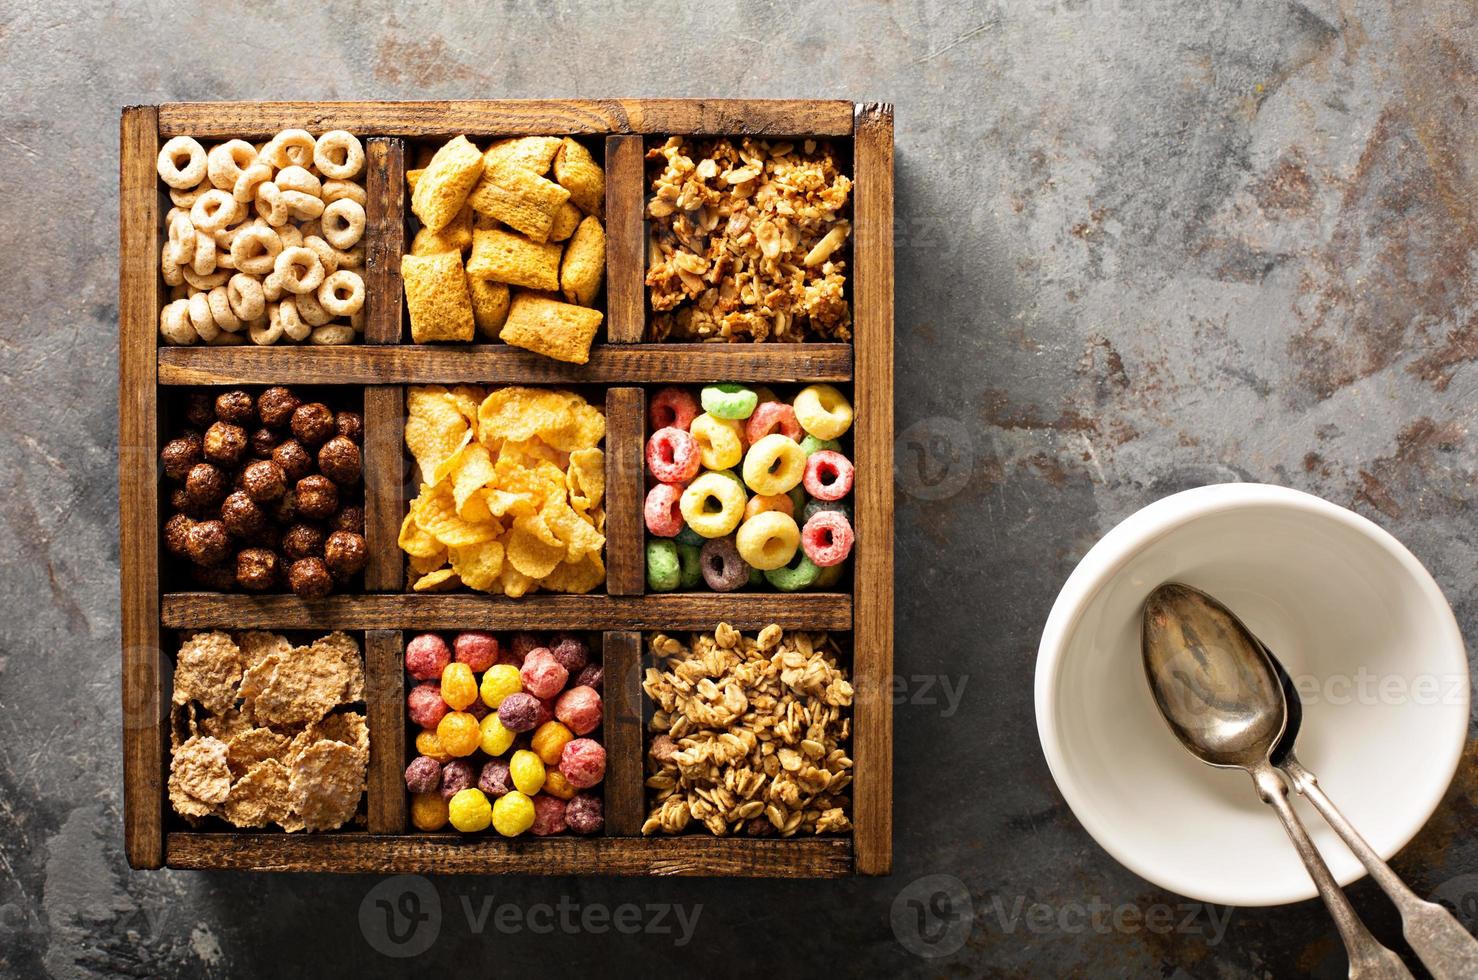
1035;483;1469;907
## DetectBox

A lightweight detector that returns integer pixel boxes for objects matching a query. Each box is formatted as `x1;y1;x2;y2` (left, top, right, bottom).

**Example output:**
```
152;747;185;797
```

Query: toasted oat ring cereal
321;198;365;250
644;483;685;537
232;162;273;203
689;413;743;471
190;232;217;276
227;273;266;321
207;285;242;332
803;449;854;501
230;225;282;277
262;128;315;169
274;246;325;295
318;270;365;316
793;384;854;440
254;181;290;226
167;213;196;263
280;189;325;221
181;266;228;291
206;139;257;190
742;433;807;496
277;223;304;250
159;298;196;344
679;471;747;538
247;315;281;345
157;136;207;189
275;298;311;341
321;179;367;206
646;427;701;484
802;509;854;567
190;189;238;234
310;323;356;345
314;130;365;180
160;248;184;286
735;510;801;571
302;236;339;276
293;287;333;326
272;164;321;198
649;386;699;432
186;292;221;343
169;182;211;208
746;401;802;444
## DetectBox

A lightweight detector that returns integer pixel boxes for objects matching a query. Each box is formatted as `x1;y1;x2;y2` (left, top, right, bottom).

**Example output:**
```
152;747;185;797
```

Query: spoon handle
1250;766;1413;980
1281;756;1478;980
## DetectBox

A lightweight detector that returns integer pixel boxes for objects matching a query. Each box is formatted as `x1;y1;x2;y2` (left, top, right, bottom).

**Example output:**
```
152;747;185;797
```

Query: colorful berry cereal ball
436;711;481;757
802;510;855;567
509;749;546;795
793;383;854;440
403;755;442;794
520;649;569;700
532;697;556;729
565;792;605;835
478;758;512;797
646;538;681;592
699;536;748;592
649;386;699;432
549;633;589;674
700;383;758;420
803;450;854;501
497;692;542;733
410;792;449;831
479;712;516;756
447;787;492;833
559;738;606;788
453;630;499;672
405;633;451;681
407;682;448;729
491;790;536;837
531;721;575;766
415;729;452;762
543;770;578;800
530;793;568;836
646;427;702;484
555;686;602;736
440;662;479;711
439;759;476;800
644;483;685;537
509;631;543;662
574;664;603;692
479;663;523;708
746;401;802;444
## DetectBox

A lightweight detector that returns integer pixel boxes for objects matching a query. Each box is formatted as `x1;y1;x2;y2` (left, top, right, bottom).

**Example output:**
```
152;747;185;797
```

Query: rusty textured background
0;0;1474;977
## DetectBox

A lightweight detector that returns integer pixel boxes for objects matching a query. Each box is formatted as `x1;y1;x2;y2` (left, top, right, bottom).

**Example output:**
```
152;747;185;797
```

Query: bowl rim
1033;482;1470;907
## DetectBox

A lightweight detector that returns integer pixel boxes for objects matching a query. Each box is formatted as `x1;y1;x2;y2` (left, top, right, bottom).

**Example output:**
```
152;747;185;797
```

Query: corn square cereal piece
411;203;473;256
499;292;603;365
465;227;562;291
549;201;582;242
402;251;475;342
468;277;511;338
468;164;571;243
482;136;562;175
411;135;484;232
553;138;605;217
560;216;606;306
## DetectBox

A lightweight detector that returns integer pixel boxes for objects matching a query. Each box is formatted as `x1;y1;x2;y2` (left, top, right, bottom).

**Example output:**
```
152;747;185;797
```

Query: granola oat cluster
641;623;853;836
646;138;853;343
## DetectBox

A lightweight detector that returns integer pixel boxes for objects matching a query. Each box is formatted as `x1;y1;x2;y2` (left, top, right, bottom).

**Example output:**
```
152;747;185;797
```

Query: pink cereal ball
453;631;499;672
565;792;604;834
555;685;603;735
559;738;607;788
802;510;855;567
803;450;854;501
649;386;700;432
646;427;702;484
520;649;569;700
644;483;685;537
407;682;448;729
529;793;568;836
746;402;802;444
404;633;451;681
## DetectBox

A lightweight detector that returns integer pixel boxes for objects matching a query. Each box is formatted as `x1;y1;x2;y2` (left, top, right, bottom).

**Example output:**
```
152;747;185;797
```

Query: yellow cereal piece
479;663;523;708
448;443;496;517
408;549;448;575
793;383;854;440
398;512;442;558
542;499;605;561
402;251;475;342
491;790;536;837
566;448;605;511
468;277;511;338
549;200;582;242
507;517;568;579
531;722;574;766
468;162;571;243
440;663;478;711
412;568;460;591
499;563;537;598
482;136;562;175
410;791;449;831
415;728;452;762
543;769;577;800
436;711;481;757
465;227;561;290
560;216;605;306
405;168;425;191
411;135;484;232
509;749;546;795
448;788;492;833
553;138;605;217
405;386;471;484
410;203;473;255
478;712;516;756
450;539;504;592
539;552;606;594
498;292;603;365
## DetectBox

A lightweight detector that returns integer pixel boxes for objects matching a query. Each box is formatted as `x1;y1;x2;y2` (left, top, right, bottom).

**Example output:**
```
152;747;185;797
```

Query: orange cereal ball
415;728;452;762
410;792;449;831
436;710;481;757
531;721;575;766
542;770;577;800
440;662;478;710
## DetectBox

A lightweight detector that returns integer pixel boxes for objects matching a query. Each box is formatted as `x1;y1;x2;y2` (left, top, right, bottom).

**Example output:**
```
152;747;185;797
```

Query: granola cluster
641;623;853;837
645;137;853;343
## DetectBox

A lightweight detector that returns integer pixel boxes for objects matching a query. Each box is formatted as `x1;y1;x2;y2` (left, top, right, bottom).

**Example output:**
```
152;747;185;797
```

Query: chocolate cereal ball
257;387;300;429
271;439;313;482
281;523;325;561
185;519;231;566
183;391;214;429
214;390;255;425
163;513;195;558
324;530;368;578
202;421;248;467
234;548;280;591
191;561;238;591
294;474;339;520
249;427;281;459
335;411;363;442
183;463;228;509
287;557;334;599
169;487;204;519
271;492;298;525
160;434;202;480
240;459;287;503
332;505;365;534
317;436;362;486
290;403;336;446
219;491;267;539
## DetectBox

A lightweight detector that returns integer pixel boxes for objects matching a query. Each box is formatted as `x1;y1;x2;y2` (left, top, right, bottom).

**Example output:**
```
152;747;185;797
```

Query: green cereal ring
800;434;841;458
765;553;821;592
813;561;846;589
748;565;765;587
676;542;703;588
675;525;704;547
645;539;681;592
700;383;758;420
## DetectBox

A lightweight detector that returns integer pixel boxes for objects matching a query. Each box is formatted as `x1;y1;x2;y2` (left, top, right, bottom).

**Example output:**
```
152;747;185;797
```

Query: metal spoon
1261;637;1478;980
1141;583;1411;979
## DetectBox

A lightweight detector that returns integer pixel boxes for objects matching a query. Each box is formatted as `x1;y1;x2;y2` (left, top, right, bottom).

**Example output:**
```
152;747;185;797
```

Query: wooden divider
604;136;646;343
365;629;407;833
604;388;645;595
363;138;405;344
601;631;645;835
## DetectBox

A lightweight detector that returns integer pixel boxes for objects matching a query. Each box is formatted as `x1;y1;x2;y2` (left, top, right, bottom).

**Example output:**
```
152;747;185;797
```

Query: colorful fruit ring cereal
677;541;703;587
803;450;854;501
700;383;758;420
679;472;747;538
492;790;536;836
799;434;841;458
675;525;705;548
766;552;822;591
793;384;854;440
742;434;808;496
649;386;700;431
646;538;681;592
804;498;852;523
689;413;744;470
746;401;802;444
698;536;748;592
554;685;602;735
813;561;847;589
735;511;802;571
745;492;794;520
802;509;855;567
644;483;685;537
448;787;492;832
646;427;701;484
558;738;606;788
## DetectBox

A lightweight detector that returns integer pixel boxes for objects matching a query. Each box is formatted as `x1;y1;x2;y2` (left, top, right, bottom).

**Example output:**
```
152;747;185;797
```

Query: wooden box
120;100;893;877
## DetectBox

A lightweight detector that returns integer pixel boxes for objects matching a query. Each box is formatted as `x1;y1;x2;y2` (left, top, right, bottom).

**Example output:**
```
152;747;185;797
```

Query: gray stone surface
0;0;1474;976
